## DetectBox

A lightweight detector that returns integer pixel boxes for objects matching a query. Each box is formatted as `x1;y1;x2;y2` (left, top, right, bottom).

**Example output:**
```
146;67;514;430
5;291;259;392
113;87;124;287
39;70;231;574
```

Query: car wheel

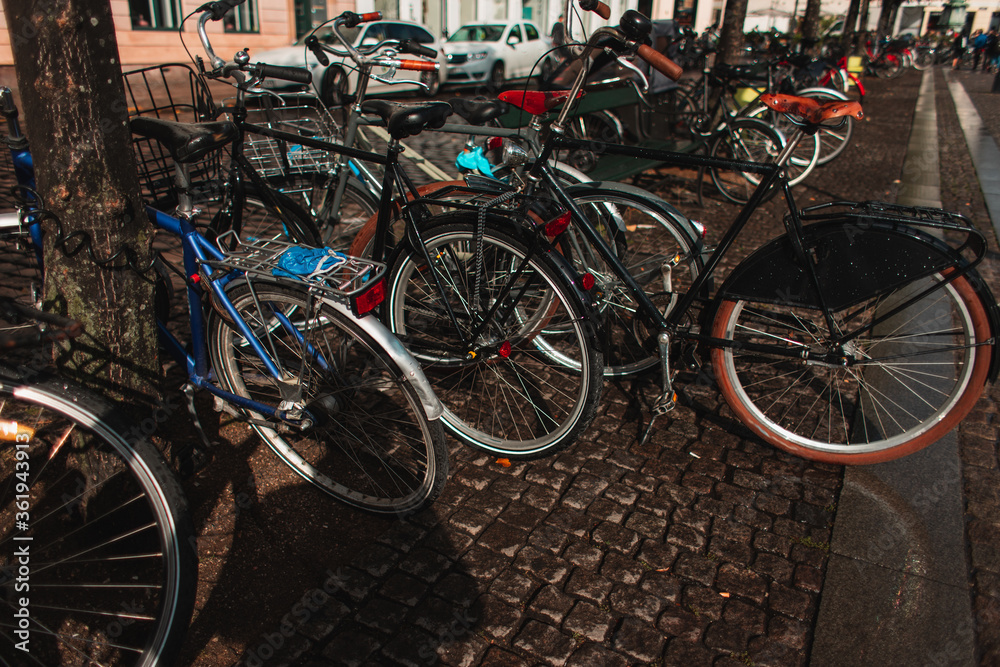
420;70;441;97
487;61;505;93
320;66;349;107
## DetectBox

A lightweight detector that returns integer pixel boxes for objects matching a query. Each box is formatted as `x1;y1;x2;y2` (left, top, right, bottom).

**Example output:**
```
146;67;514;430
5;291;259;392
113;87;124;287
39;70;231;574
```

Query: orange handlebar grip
398;59;439;71
637;44;683;81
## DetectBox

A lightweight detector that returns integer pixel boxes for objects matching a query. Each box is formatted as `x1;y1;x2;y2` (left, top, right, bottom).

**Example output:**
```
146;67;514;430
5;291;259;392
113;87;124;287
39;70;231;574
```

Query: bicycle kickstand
638;331;677;447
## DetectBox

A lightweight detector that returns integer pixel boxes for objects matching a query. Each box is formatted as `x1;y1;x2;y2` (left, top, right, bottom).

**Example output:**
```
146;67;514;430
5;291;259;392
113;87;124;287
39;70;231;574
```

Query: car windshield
448;25;505;42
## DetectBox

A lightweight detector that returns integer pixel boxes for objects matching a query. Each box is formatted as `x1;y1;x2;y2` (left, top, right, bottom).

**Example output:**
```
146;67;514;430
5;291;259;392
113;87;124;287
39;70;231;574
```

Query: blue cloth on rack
272;247;346;279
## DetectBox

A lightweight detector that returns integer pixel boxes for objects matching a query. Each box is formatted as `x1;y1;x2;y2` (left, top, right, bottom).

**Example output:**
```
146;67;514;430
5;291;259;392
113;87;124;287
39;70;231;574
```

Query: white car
253;20;448;106
443;22;552;91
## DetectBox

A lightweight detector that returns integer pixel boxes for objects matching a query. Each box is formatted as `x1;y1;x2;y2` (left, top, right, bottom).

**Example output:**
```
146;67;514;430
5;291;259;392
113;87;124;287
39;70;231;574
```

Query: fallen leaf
496;458;511;468
720;592;731;598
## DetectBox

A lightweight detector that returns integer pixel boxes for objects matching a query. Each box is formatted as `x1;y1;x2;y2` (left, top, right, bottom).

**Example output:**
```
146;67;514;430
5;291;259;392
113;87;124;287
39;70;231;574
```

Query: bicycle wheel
562;111;626;173
275;174;380;252
209;282;448;514
709;118;789;205
561;185;705;376
384;213;604;458
0;376;196;666
710;272;993;464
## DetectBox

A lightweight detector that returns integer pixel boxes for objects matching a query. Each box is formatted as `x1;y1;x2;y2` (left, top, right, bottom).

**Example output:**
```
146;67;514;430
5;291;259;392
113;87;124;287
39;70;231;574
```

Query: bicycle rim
209;283;447;515
385;217;603;458
710;120;784;205
711;273;992;463
0;380;196;666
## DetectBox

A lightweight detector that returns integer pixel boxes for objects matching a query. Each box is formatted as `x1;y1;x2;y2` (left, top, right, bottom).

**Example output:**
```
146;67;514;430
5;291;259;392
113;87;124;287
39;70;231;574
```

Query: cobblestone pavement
187;70;1000;667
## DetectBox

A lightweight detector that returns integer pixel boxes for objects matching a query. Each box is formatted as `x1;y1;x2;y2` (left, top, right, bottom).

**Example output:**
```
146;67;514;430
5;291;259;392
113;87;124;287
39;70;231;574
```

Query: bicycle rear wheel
384;214;604;458
710;272;992;464
0;376;196;666
710;118;791;205
209;283;448;515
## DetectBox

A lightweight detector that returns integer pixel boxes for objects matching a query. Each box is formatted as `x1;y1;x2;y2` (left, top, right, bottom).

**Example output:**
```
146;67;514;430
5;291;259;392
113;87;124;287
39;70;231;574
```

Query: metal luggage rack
240;93;343;179
205;231;385;305
123;63;221;205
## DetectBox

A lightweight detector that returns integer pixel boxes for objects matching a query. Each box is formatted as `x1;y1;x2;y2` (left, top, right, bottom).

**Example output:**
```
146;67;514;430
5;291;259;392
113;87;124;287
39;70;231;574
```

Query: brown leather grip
593;2;611;19
359;12;381;22
398;59;439;71
636;43;683;81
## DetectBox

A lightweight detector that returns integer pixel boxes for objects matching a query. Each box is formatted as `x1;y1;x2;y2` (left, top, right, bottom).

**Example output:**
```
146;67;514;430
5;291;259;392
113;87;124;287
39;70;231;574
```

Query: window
224;0;259;33
525;24;539;40
509;25;523;42
128;0;180;30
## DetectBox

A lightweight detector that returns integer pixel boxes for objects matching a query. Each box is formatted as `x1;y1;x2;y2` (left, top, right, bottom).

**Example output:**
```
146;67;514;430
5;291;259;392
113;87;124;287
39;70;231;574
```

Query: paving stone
636;540;680;571
436;634;490;667
379;625;441;667
747;635;808;667
639;570;683;604
398;547;453;584
547;508;595;539
766;614;810;651
458;546;510;580
514;545;572;585
621;470;660;494
564;568;614;604
793;564;823;594
410;595;476;638
563;600;616;642
475;593;523;642
625;511;669;540
667;523;707;552
465;488;513;518
489;474;529;500
600;550;645;585
380;573;428;608
353;543;402;579
585;496;629;523
767;582;814;622
524;467;571;491
716;563;768;606
563;540;605;570
682;585;726;621
567;643;630;667
704;620;752;653
355;596;410;634
673;552;718;587
431;572;480;608
513;620;576;666
528;584;575;624
591;521;641;554
612;617;666;662
708;536;754;565
658;605;707;642
527;523;571;554
518;483;561;513
477;522;531;559
680;471;715;495
608;584;665;622
789;542;827;569
752;531;791;558
423;527;475;560
376;521;428;553
489;568;540;609
754;492;792;516
714;481;758;506
603;481;640;506
478;646;530;666
658;480;698;506
722;597;767;635
320;626;381;665
496;500;549;532
752;552;795;585
711;518;754;543
771;517;810;540
447;507;492;537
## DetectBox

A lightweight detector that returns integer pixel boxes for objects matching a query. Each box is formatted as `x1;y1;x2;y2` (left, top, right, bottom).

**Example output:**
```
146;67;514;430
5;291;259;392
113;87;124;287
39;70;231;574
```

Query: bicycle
421;9;1000;464
0;299;197;666
4;5;451;516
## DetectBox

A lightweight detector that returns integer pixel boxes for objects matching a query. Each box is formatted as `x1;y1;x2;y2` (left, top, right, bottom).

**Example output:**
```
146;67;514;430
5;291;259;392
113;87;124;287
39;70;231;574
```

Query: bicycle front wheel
209;283;448;515
710;272;993;464
0;377;197;666
384;214;604;458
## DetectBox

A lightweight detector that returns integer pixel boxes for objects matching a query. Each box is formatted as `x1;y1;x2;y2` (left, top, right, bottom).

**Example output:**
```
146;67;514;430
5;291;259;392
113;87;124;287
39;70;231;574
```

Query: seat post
172;160;196;220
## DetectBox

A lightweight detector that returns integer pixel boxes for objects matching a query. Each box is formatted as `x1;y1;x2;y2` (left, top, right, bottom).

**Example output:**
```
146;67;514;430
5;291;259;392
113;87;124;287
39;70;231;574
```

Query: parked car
253;20;448;106
442;21;552;91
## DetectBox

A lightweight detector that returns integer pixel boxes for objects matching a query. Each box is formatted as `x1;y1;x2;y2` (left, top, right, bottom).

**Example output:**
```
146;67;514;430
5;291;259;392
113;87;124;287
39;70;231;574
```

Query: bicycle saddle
760;93;864;125
361;100;452;140
497;90;583;116
448;97;509;126
129;117;237;164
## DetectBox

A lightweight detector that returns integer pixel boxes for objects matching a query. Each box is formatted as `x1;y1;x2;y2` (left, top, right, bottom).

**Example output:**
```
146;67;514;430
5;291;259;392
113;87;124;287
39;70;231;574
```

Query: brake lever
613;52;650;93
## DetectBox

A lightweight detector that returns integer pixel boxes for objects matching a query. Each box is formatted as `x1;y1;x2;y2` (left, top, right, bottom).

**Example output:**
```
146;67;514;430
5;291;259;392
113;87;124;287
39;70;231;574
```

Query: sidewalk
169;70;1000;666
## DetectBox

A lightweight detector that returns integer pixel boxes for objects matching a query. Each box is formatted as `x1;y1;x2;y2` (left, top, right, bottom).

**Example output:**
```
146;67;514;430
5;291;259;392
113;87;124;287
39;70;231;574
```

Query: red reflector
580;272;595;291
499;341;511;358
352;280;385;316
190;274;201;284
544;212;571;240
486;136;503;152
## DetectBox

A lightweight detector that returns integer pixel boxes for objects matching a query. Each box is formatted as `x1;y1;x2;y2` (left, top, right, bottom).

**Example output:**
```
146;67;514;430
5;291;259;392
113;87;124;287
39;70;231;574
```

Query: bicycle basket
123;63;220;206
239;92;343;180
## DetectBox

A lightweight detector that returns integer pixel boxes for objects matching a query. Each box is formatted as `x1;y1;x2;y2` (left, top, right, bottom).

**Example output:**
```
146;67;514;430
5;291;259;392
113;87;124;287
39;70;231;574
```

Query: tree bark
717;0;749;66
2;0;158;401
857;0;871;53
840;0;861;56
800;0;823;55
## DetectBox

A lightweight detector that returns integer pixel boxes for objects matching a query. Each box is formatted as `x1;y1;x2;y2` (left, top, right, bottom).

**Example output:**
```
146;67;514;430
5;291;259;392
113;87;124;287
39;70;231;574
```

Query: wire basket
241;93;343;180
123;63;220;206
208;231;385;306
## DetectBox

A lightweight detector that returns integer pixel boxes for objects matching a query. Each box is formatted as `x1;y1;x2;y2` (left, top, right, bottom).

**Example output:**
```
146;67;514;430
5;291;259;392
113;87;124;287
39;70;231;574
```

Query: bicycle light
351;279;385;317
544;211;572;240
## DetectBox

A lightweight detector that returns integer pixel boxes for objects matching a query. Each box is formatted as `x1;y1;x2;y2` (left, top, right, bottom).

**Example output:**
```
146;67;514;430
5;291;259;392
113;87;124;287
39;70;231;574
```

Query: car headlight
469;51;489;61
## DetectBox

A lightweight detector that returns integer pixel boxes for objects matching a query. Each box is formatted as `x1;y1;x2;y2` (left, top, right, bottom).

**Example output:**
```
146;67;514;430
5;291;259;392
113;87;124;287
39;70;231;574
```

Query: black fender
714;218;1000;381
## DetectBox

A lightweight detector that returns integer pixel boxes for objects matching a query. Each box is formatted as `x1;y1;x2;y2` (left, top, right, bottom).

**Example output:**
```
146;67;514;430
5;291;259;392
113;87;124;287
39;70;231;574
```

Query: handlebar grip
258;63;313;85
397;60;439;72
199;0;245;21
305;35;330;66
400;40;438;59
578;0;611;19
358;12;382;22
636;44;683;81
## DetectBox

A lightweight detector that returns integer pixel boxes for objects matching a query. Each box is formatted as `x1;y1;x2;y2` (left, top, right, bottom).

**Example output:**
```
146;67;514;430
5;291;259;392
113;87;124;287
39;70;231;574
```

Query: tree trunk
840;0;861;56
717;0;749;66
800;0;823;55
2;0;158;401
877;0;901;41
857;0;871;53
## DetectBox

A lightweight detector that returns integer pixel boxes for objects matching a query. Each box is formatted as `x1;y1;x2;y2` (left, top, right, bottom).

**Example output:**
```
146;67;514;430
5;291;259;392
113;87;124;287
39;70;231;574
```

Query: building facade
2;0;999;67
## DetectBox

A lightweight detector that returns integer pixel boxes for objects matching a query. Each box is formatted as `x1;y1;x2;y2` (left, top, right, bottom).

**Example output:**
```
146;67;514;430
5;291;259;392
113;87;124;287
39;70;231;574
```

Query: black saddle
130;117;237;164
448;97;509;126
360;100;452;140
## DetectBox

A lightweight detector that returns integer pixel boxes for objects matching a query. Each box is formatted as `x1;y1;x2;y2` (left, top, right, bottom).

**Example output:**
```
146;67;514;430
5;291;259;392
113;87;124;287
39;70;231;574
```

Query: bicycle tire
560;185;705;376
271;174;380;252
383;213;604;458
562;111;626;173
709;118;790;205
0;375;197;666
710;272;992;464
208;282;448;515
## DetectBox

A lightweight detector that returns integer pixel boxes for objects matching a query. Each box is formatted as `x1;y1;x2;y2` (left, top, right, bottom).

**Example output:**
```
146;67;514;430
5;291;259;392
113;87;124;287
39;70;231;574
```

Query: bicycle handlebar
636;43;683;80
579;0;612;19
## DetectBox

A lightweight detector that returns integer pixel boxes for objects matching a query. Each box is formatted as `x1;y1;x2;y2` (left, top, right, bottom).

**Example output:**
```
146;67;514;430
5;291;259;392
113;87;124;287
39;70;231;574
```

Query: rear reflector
351;279;385;317
544;212;572;240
